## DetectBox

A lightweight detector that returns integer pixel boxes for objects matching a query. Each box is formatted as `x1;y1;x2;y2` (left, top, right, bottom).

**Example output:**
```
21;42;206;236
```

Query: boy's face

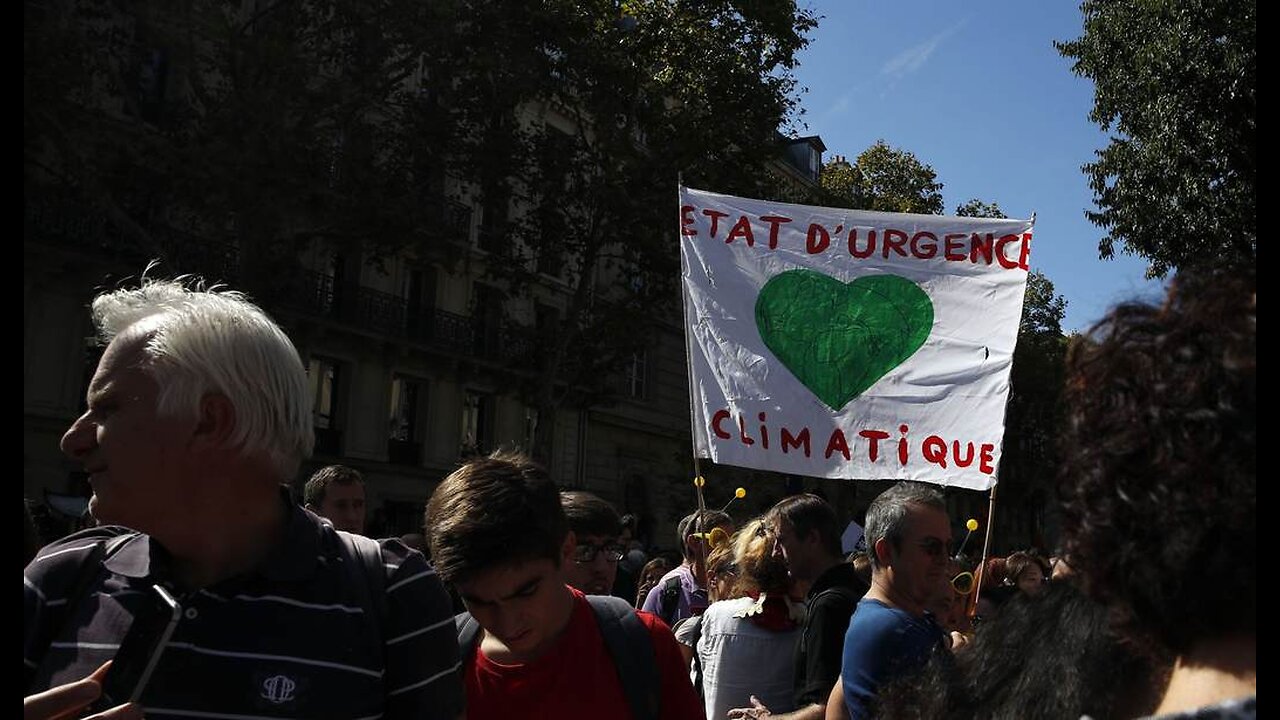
455;536;575;662
565;532;623;595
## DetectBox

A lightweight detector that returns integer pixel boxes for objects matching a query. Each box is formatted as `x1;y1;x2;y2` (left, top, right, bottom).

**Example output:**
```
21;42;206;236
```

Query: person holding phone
24;275;465;719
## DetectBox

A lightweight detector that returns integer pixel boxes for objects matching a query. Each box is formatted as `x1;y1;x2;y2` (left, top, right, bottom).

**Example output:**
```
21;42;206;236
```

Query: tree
955;199;1005;219
821;140;944;214
25;0;460;285
26;1;819;466
434;1;818;462
1057;0;1255;277
951;199;1067;548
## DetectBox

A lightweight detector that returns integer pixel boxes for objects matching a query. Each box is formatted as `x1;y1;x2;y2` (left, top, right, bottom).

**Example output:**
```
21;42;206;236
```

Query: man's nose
60;415;95;460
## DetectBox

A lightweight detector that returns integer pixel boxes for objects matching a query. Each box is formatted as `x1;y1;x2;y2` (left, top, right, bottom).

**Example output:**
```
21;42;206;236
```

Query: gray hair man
839;482;954;719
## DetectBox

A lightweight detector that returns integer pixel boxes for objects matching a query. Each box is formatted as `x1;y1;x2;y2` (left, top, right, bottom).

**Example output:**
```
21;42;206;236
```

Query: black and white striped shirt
24;502;463;719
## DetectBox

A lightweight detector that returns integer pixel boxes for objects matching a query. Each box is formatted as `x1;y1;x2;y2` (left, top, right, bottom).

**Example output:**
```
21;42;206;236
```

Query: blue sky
791;1;1166;332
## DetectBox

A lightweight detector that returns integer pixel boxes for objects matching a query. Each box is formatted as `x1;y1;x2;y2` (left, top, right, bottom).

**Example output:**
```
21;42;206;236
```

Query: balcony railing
26;192;242;283
27;192;532;368
285;270;534;365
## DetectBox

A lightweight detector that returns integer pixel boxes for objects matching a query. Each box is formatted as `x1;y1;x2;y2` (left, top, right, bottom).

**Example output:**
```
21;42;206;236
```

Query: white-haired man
23;278;463;719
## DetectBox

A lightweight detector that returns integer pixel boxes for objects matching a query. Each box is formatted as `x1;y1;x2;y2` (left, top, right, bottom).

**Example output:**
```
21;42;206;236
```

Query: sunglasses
915;537;954;559
573;542;626;564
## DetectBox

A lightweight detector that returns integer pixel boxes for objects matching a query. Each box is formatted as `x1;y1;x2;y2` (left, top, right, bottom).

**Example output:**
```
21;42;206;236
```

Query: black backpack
658;575;683;626
455;594;660;720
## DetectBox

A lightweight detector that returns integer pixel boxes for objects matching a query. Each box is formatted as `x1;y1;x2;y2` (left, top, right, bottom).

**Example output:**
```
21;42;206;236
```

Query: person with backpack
23;276;463;719
426;451;704;720
641;509;734;627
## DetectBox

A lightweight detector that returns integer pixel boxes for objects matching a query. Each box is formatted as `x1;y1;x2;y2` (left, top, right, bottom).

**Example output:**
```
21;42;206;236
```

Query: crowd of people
24;266;1253;719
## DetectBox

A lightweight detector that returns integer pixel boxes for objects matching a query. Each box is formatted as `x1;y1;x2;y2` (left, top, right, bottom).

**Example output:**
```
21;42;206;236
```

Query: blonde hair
729;518;790;596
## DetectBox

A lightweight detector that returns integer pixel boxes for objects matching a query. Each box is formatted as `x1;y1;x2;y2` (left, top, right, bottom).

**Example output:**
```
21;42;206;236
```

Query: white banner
680;187;1033;490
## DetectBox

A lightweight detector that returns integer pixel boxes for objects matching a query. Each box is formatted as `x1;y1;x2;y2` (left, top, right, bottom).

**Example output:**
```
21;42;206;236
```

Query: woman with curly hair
1057;269;1255;718
697;518;805;720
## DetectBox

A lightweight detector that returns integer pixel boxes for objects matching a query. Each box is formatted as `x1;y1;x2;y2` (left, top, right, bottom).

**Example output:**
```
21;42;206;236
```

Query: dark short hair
676;509;732;560
767;493;843;557
1057;269;1255;655
304;465;364;506
426;451;566;584
864;482;945;569
560;491;622;538
1004;551;1050;585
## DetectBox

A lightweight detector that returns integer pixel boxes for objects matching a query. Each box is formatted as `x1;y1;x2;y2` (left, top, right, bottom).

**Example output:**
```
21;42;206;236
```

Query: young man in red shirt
426;451;704;720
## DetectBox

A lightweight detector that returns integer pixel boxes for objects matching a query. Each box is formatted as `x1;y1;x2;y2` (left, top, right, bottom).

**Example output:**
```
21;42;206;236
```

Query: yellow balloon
735;487;746;498
966;519;979;531
708;527;729;547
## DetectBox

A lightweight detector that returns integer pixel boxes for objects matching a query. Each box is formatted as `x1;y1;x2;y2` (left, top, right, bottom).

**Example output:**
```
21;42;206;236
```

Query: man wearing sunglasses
560;491;627;596
839;482;952;719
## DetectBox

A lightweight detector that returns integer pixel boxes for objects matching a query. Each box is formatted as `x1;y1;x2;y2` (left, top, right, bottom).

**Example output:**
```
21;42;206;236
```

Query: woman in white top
697;518;805;720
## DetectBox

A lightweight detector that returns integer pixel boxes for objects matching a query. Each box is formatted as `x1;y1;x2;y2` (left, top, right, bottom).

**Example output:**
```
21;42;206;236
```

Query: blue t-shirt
840;598;942;719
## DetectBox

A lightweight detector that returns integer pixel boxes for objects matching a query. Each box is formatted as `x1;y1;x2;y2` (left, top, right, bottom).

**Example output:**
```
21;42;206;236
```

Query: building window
471;283;503;359
402;267;437;341
624;351;647;400
388;376;425;465
461;391;493;457
523;407;539;450
382;499;427;538
308;356;342;455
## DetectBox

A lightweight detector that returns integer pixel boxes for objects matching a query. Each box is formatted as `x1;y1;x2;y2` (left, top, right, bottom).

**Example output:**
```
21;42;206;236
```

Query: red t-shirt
465;587;705;720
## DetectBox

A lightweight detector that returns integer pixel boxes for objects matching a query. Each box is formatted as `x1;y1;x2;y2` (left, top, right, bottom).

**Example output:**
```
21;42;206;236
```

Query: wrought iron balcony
286;270;535;365
26;192;242;282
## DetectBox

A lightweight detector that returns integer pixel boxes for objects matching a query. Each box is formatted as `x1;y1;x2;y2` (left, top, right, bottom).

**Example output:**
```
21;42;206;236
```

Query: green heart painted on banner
754;270;934;410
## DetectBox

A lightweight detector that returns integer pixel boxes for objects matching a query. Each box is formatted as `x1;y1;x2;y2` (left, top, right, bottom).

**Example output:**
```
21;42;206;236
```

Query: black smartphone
90;583;182;710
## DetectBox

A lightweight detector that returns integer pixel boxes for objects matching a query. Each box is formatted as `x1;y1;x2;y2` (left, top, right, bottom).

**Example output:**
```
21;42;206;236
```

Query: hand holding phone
89;584;181;711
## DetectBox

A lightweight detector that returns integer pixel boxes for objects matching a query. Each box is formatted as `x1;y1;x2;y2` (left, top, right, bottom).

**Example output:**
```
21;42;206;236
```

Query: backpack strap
455;611;481;657
658;575;682;625
453;595;661;720
335;531;388;658
588;594;660;720
27;532;135;693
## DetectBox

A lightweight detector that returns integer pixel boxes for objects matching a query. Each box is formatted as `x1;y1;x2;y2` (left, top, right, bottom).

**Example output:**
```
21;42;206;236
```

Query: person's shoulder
369;535;447;595
633;606;677;636
25;526;136;578
811;580;864;610
704;596;752;617
659;565;688;584
849;598;909;632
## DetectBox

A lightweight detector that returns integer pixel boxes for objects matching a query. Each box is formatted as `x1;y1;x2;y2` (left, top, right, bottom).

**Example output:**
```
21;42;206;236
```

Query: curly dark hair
1056;269;1255;656
875;582;1167;720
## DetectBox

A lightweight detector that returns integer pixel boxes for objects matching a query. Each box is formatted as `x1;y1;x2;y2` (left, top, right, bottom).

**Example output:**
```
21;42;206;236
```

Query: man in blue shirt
841;482;951;719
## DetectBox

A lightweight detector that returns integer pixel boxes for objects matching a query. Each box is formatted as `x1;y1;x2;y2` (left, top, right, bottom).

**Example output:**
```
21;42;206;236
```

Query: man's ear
560;531;577;566
192;392;236;450
873;537;894;568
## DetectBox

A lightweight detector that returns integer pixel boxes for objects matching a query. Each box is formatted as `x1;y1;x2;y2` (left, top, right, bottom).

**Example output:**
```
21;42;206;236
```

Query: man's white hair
92;276;314;479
